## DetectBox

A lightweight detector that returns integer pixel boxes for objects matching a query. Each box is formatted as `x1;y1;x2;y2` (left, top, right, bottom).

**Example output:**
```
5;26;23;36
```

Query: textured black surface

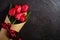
0;0;60;40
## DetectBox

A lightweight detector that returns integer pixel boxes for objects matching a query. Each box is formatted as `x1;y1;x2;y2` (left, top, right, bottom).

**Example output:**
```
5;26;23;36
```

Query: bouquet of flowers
0;3;31;40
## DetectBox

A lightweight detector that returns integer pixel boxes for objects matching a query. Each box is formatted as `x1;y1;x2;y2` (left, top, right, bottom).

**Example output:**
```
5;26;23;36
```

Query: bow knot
1;23;16;37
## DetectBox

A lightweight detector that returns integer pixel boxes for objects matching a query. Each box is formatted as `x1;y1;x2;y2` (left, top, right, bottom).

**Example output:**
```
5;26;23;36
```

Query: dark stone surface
0;0;60;40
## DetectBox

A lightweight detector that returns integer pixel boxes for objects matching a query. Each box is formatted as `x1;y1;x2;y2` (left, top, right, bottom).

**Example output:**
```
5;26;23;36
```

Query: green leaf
26;11;31;22
12;20;16;24
9;3;12;9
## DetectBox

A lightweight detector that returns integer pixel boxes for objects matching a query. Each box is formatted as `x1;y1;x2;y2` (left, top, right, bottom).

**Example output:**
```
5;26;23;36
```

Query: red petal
15;4;21;13
21;4;29;12
15;13;23;20
20;14;26;22
9;8;16;16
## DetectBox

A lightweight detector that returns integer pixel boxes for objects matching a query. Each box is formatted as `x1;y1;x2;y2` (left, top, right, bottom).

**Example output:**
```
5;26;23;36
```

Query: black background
0;0;60;40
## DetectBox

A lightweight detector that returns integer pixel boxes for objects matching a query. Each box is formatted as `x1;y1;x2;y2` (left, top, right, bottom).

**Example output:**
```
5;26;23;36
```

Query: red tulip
15;5;21;13
21;4;29;12
9;8;16;16
15;13;23;20
20;14;26;22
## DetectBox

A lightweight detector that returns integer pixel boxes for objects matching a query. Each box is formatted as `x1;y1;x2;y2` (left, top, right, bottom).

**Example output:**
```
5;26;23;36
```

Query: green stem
12;20;16;24
9;3;13;24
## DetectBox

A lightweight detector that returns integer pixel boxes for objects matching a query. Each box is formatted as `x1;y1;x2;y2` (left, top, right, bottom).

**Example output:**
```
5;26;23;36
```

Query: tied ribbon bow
1;23;16;37
8;30;16;37
1;23;11;30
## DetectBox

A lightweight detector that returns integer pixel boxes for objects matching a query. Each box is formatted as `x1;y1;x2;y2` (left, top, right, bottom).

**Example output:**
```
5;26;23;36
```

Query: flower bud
21;4;29;12
9;8;16;16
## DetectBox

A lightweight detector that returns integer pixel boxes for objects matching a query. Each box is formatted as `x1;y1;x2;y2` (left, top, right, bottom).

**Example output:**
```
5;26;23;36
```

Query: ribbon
1;23;16;38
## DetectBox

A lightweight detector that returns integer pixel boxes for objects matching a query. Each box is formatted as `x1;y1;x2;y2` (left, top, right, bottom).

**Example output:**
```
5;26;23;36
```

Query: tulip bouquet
0;3;31;39
9;4;29;23
8;4;31;32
